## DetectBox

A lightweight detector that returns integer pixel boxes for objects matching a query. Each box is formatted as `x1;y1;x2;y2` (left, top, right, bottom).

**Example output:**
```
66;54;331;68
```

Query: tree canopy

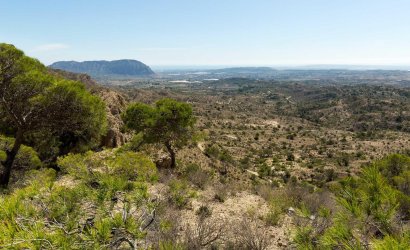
122;98;195;168
0;43;107;187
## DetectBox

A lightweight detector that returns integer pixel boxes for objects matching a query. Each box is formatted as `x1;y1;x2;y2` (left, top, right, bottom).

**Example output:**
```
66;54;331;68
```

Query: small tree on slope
122;98;195;168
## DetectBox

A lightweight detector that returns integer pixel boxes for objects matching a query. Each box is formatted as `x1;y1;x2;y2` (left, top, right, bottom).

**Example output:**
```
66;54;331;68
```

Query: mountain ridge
49;59;155;77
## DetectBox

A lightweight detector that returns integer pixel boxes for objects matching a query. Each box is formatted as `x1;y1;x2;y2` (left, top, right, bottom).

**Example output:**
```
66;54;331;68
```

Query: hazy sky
2;0;410;66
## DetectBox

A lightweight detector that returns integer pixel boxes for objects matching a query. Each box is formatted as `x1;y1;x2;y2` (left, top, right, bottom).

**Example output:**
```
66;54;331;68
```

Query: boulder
155;153;172;169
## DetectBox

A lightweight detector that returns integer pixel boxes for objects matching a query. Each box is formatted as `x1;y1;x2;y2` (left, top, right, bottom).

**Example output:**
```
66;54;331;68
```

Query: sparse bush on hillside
286;152;295;161
183;163;210;190
257;163;271;178
204;144;220;158
183;216;225;249
336;152;350;167
214;183;228;203
228;218;272;250
218;148;234;164
168;179;196;209
57;151;96;181
264;206;282;226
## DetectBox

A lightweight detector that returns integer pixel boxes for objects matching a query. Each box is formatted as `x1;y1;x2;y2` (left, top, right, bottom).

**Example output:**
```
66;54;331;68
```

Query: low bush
183;163;210;189
168;179;196;209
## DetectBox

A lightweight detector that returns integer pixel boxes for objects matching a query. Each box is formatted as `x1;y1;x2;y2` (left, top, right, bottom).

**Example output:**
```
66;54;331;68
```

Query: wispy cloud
33;43;70;52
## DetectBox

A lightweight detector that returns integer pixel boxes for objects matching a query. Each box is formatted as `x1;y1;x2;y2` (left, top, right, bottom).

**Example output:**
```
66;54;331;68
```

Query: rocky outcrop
98;89;130;147
154;153;172;169
49;68;130;147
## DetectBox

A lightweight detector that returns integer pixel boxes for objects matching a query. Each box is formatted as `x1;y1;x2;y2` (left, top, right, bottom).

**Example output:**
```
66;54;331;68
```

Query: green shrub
168;179;196;209
109;151;158;182
377;154;410;180
57;151;95;180
0;150;5;162
320;215;363;249
373;235;410;250
183;163;210;189
293;226;315;249
0;136;42;170
45;185;87;224
286;153;295;161
0;147;158;248
90;218;112;244
258;163;271;178
58;150;158;183
196;205;212;219
218;148;234;163
205;144;220;158
264;206;282;226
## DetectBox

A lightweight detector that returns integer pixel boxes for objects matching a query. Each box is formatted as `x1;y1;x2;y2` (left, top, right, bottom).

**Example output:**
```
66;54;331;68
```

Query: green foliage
122;98;195;167
122;98;195;146
35;78;107;154
45;184;88;225
0;136;42;170
337;166;399;235
293;226;315;250
121;132;145;151
196;205;212;219
377;154;410;187
159;241;185;250
361;167;398;232
168;179;196;208
320;215;364;250
0;148;153;248
0;150;5;162
57;150;153;207
0;43;107;187
258;163;271;178
372;154;410;220
122;98;196;167
183;163;210;189
264;206;282;226
204;144;220;158
109;151;158;182
90;218;112;244
122;102;156;132
57;151;96;181
204;144;234;164
293;154;410;249
218;148;234;163
373;235;410;250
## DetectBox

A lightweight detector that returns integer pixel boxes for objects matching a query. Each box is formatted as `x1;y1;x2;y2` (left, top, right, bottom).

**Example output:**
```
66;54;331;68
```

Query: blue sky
1;0;410;67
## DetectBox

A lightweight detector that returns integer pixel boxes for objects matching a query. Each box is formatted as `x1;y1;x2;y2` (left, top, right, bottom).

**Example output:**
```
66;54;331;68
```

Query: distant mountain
210;67;276;74
49;59;155;77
